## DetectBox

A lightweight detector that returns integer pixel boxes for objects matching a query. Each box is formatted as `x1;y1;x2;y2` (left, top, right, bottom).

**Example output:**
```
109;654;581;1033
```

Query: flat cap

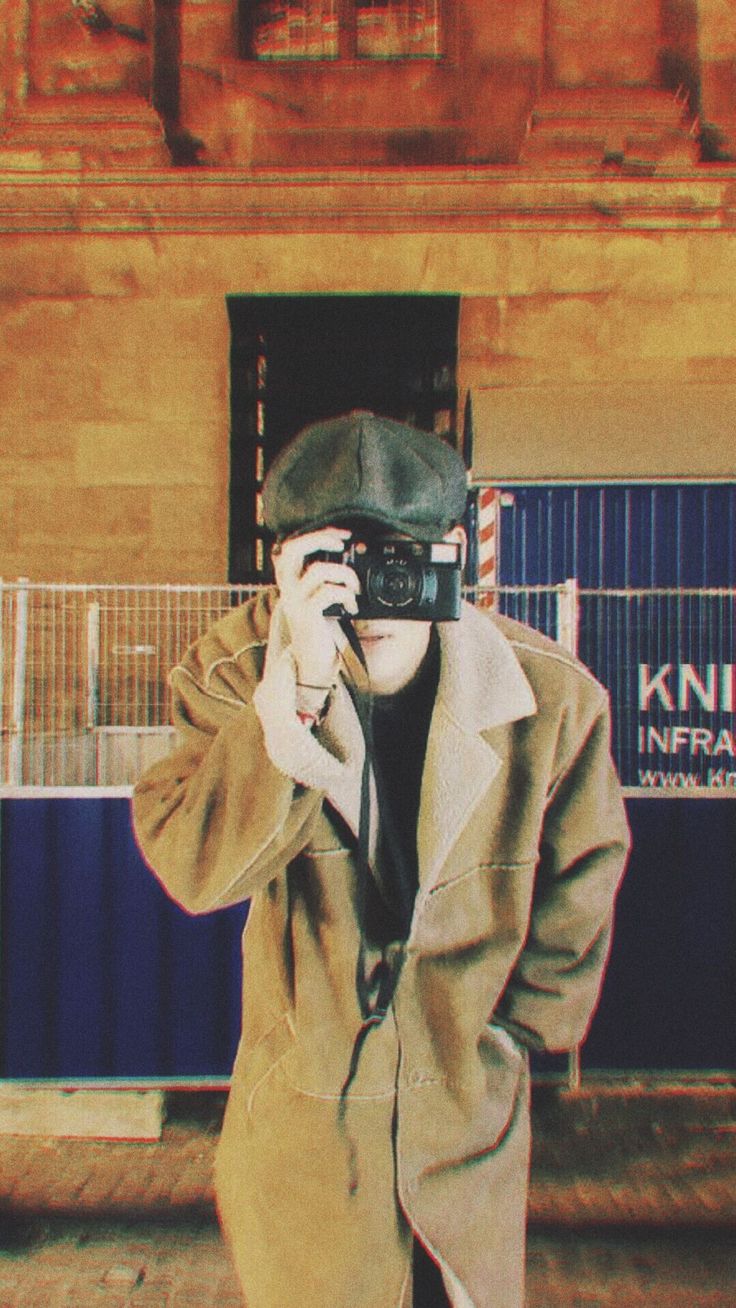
262;410;468;542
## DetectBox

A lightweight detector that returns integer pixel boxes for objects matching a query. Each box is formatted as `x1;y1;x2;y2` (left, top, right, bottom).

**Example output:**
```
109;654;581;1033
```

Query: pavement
0;1074;734;1306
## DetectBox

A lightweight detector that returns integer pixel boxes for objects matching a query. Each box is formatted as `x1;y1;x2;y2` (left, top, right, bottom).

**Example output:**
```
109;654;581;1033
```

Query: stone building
1;0;735;583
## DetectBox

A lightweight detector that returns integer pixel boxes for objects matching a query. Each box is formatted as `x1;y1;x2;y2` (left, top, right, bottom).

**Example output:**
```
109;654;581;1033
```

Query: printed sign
579;594;736;792
636;662;736;789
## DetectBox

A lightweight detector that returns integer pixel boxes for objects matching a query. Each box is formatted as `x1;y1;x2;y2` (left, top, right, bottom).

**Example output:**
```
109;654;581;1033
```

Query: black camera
315;535;463;621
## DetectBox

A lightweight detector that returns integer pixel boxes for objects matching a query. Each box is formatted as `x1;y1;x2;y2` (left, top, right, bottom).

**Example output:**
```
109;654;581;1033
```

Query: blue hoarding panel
584;798;736;1070
1;801;57;1077
499;484;736;588
55;800;111;1075
107;810;170;1077
1;796;734;1077
0;798;247;1079
578;591;736;790
165;905;245;1077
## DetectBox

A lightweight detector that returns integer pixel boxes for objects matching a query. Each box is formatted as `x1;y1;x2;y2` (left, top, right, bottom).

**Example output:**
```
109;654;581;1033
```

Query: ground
0;1079;733;1306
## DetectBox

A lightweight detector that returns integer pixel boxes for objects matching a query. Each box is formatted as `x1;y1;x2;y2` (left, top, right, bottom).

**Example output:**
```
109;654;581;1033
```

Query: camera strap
335;615;409;1194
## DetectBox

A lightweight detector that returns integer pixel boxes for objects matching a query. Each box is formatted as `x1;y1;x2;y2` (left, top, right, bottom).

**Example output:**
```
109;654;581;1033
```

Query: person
132;410;630;1308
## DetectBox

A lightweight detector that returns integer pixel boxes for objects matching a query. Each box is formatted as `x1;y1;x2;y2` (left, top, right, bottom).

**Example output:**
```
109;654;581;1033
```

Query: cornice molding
1;167;736;234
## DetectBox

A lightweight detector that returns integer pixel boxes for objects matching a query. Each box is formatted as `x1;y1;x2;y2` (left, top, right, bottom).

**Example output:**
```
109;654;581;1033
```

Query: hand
272;527;360;686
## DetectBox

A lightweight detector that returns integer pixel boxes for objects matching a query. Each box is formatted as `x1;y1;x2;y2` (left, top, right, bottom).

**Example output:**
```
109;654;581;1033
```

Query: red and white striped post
476;486;501;608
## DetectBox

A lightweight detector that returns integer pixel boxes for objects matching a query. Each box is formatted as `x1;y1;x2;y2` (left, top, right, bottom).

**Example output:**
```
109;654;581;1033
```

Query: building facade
1;3;735;1084
1;0;735;582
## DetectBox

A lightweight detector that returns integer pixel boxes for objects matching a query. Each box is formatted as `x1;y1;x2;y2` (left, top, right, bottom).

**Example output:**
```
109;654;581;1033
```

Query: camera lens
368;558;427;609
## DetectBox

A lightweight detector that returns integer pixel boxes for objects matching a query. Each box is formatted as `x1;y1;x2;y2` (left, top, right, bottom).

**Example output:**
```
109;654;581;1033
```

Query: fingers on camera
302;561;359;596
285;527;351;568
315;583;359;617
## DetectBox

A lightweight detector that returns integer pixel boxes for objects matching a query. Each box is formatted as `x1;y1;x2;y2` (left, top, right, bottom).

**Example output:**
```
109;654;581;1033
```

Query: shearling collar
253;599;537;887
416;603;536;888
434;600;537;733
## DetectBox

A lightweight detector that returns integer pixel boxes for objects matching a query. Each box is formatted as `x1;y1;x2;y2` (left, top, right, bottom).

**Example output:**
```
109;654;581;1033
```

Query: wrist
295;692;331;731
295;681;333;724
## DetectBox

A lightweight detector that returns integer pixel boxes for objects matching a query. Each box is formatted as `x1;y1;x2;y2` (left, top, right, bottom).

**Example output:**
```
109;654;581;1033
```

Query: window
227;295;459;582
247;2;442;61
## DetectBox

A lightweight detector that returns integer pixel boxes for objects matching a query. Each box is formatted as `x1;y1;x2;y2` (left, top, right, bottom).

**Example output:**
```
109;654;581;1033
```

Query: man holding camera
133;411;629;1308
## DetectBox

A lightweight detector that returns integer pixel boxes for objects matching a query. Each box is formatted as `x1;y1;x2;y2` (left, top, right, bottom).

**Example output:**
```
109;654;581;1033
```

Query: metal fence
0;582;258;788
1;579;734;794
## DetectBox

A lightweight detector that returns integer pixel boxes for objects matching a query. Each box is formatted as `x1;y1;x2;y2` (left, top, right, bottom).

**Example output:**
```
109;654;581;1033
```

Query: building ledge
0;165;735;234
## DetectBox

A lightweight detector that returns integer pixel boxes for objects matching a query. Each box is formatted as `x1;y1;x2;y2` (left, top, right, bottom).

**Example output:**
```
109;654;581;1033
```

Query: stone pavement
0;1076;734;1306
0;1216;733;1308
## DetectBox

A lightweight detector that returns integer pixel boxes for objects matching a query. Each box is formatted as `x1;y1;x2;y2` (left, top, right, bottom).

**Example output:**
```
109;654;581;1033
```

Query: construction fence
1;579;734;794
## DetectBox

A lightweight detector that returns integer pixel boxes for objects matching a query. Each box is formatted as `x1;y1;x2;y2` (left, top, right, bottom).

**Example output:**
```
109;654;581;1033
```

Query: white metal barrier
0;579;574;789
0;582;258;789
1;579;734;794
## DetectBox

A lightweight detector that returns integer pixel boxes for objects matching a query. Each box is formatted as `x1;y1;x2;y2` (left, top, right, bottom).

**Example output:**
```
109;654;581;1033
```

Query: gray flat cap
262;410;468;542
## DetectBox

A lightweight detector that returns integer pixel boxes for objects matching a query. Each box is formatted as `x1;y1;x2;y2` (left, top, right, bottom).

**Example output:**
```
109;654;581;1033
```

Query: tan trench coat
132;589;630;1308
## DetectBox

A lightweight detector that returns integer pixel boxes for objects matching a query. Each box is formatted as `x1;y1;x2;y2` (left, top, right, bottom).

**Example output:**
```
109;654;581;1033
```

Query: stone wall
0;0;735;583
1;220;735;582
4;1;736;168
0;236;228;582
458;231;736;480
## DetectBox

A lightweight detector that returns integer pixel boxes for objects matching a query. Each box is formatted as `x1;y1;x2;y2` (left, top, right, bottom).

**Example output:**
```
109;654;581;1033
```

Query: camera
315;535;463;621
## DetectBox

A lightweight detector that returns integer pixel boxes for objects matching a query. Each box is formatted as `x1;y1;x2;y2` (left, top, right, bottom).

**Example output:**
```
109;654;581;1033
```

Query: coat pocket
413;862;536;958
231;1014;295;1120
474;1021;528;1152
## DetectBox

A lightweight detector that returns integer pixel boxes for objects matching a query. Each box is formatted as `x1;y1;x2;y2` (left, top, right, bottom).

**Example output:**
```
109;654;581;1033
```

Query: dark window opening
227;294;459;583
241;2;442;62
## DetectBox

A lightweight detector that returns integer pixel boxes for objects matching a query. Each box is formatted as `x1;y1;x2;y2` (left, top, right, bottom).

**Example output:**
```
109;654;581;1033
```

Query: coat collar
434;600;537;734
322;601;538;889
263;598;537;887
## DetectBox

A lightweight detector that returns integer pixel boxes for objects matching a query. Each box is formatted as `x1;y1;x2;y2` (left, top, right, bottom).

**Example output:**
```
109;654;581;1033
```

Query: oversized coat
132;588;630;1308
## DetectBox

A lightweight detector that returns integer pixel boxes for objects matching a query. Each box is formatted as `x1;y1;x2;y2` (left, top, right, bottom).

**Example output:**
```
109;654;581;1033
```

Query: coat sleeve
495;694;631;1052
131;661;326;915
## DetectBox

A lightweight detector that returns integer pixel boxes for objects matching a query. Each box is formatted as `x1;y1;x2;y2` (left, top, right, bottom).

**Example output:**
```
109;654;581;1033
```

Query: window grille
249;2;441;61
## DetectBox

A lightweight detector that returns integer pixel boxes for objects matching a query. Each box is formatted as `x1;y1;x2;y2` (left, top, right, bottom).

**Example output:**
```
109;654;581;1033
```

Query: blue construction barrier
583;796;736;1071
0;797;246;1080
497;483;736;589
1;795;734;1079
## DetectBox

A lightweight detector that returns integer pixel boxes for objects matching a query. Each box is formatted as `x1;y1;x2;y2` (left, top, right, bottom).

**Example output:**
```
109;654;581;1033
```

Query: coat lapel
417;603;537;890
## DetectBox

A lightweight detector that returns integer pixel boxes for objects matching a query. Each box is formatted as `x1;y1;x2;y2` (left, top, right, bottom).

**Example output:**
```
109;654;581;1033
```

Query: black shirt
362;629;440;946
